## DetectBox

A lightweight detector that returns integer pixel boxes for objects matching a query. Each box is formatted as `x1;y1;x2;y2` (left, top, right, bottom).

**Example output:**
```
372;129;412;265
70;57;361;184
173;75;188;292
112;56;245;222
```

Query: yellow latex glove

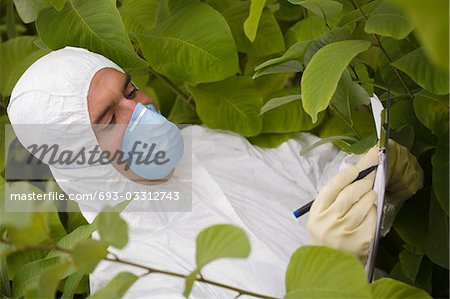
307;146;379;263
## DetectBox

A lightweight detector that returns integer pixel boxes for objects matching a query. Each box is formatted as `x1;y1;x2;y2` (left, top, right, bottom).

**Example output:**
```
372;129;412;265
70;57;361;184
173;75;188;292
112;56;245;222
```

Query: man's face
87;67;167;183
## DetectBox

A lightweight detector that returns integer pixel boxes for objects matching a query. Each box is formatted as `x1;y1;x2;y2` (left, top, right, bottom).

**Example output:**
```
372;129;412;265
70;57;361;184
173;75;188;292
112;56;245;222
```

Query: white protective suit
8;47;350;298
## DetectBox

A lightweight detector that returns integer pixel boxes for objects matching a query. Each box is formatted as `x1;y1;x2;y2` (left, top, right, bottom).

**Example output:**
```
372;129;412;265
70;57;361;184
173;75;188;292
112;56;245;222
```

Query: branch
352;0;414;99
0;238;279;299
148;67;196;110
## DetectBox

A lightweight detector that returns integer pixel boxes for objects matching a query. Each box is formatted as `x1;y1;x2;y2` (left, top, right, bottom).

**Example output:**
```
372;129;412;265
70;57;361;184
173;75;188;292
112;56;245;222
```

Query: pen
293;164;378;218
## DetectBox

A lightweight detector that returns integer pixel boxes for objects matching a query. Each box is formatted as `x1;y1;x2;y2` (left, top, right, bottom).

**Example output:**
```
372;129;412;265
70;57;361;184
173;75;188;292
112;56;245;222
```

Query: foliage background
0;0;448;298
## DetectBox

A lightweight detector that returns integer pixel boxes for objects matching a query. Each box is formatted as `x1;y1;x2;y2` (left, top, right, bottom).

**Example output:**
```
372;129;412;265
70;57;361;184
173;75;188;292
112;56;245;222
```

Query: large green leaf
369;278;431;299
0;36;49;97
331;69;370;119
29;260;71;299
208;0;285;57
72;239;108;274
119;0;160;35
413;90;449;136
97;207;129;249
12;0;49;23
253;41;309;78
35;0;146;70
425;192;449;269
338;0;381;27
190;76;263;137
301;40;371;122
183;224;250;298
12;256;71;297
195;224;250;268
88;272;138;299
243;0;266;42
261;89;324;133
303;27;352;65
364;1;414;39
285;16;330;47
260;94;301;115
288;0;343;19
392;48;449;95
399;249;424;282
285;246;370;298
136;2;238;85
431;134;449;215
61;272;85;299
394;0;449;70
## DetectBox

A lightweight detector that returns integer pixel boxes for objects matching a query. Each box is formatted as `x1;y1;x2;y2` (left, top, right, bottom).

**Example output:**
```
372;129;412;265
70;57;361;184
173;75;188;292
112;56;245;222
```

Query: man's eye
125;87;138;99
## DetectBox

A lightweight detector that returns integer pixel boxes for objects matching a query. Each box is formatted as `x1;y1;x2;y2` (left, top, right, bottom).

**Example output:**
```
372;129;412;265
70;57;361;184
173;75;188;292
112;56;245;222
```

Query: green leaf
425;191;449;268
61;272;85;299
304;28;352;65
12;256;71;297
413;90;449;137
208;0;285;57
0;36;49;97
0;242;12;297
48;0;66;11
392;48;449;95
260;94;301;115
247;133;294;148
182;269;199;298
431;134;449;215
97;207;129;249
285;16;330;47
364;1;414;39
253;41;309;78
136;2;238;85
72;239;108;274
32;260;71;298
7;212;50;246
243;0;266;42
196;224;250;268
285;246;370;298
119;0;160;35
300;135;358;155
399;249;424;282
331;69;370;119
190;76;263;137
253;60;303;79
48;223;97;258
369;278;431;299
261;89;324;133
338;0;381;27
12;0;49;23
168;98;202;124
343;134;377;154
288;0;343;19
88;272;138;299
301;40;371;122
394;0;449;70
36;0;146;70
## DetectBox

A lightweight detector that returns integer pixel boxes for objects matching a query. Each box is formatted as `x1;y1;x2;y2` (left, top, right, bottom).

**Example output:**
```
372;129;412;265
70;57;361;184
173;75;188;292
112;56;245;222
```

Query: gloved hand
307;146;379;263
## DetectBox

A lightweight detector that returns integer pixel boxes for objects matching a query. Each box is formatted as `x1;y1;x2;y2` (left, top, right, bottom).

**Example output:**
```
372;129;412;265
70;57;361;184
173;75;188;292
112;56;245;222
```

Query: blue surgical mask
121;103;184;180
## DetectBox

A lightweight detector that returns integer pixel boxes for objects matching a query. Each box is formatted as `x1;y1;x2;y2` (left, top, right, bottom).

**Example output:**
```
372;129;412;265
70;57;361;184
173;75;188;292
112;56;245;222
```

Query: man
7;47;423;298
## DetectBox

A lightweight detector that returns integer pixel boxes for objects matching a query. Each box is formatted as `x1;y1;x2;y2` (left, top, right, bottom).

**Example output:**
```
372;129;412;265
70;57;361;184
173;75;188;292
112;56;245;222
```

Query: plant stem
351;0;414;99
148;67;196;110
0;238;279;299
104;256;280;299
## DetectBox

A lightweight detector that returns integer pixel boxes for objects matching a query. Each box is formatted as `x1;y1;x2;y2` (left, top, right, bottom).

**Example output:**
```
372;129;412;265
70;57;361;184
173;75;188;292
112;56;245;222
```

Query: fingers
356;146;379;171
341;190;377;230
312;166;359;212
331;178;374;217
356;205;377;262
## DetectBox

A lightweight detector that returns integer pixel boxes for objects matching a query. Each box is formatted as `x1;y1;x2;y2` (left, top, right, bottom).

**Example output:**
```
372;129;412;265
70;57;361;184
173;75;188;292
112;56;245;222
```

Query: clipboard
365;93;390;281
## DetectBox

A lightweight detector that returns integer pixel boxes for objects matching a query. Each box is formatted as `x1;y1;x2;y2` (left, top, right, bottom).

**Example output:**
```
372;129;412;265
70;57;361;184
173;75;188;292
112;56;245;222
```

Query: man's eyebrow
94;102;115;124
122;73;131;93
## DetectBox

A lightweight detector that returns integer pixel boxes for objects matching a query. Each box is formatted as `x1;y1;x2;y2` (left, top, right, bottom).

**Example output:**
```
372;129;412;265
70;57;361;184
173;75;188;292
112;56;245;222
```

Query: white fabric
84;125;348;298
